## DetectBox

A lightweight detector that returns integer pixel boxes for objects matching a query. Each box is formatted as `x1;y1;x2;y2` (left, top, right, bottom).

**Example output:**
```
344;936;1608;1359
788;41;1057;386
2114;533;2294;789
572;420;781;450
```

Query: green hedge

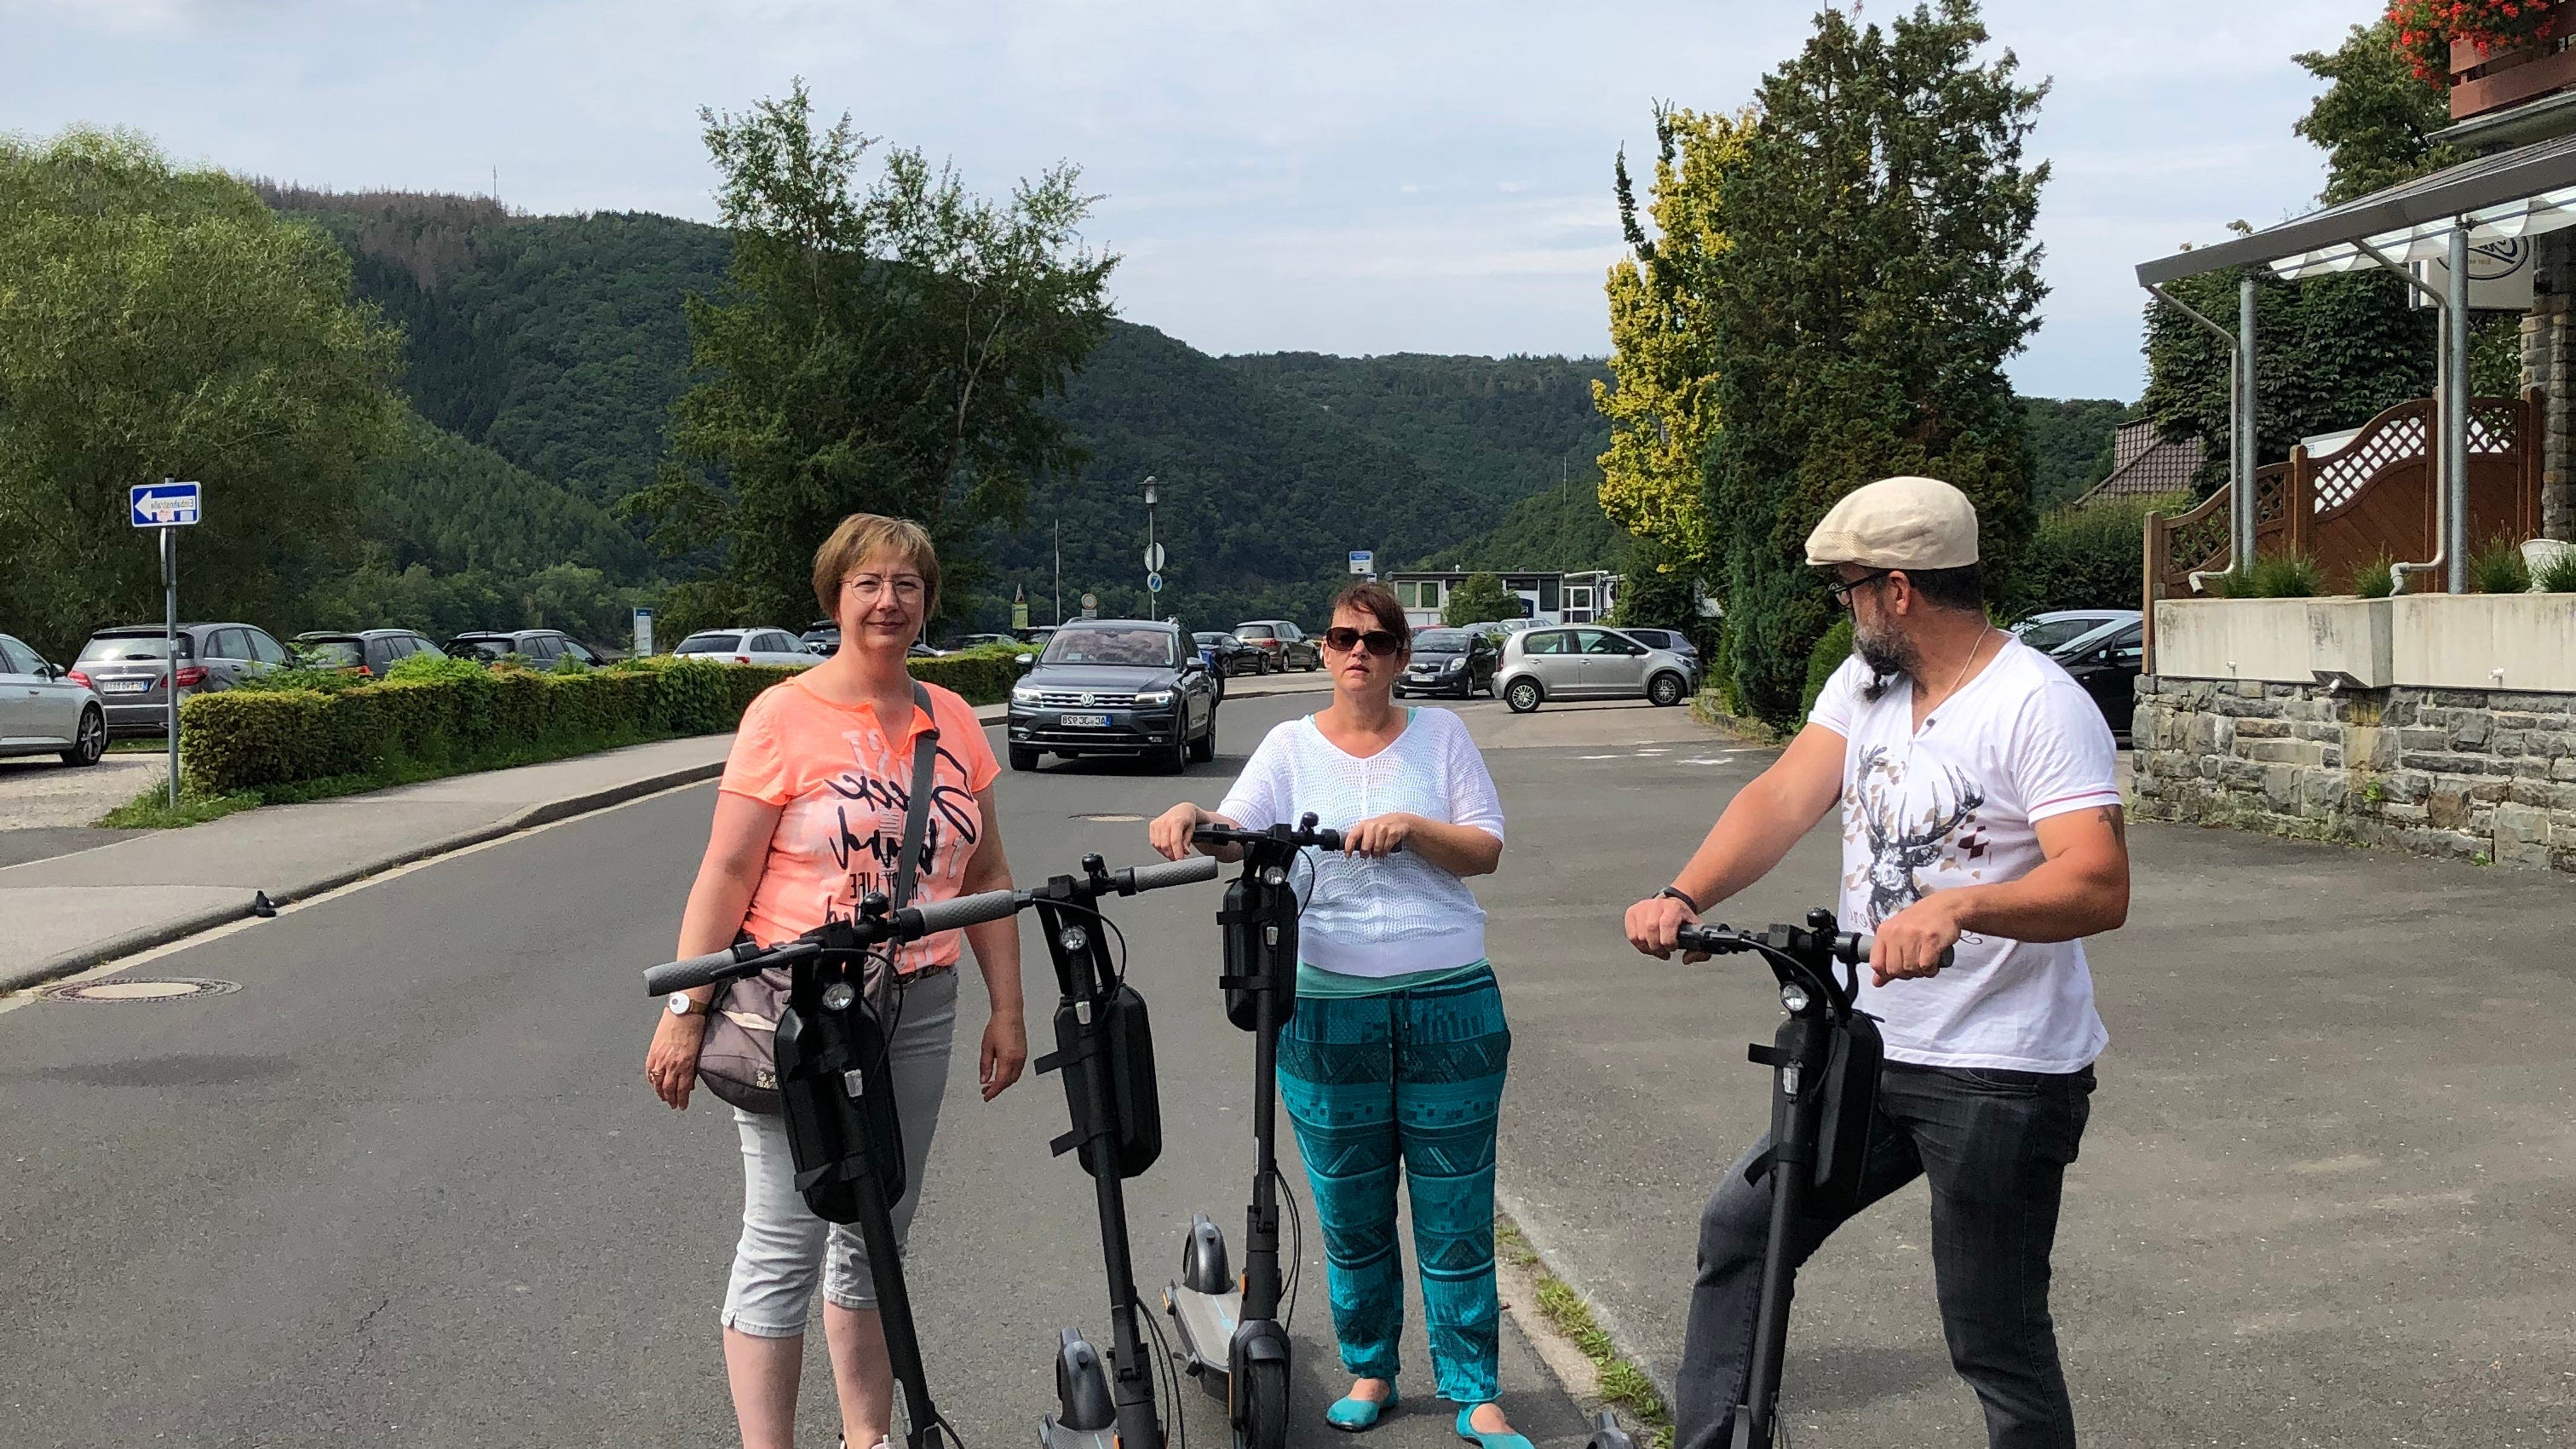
2002;494;2189;621
181;654;1018;796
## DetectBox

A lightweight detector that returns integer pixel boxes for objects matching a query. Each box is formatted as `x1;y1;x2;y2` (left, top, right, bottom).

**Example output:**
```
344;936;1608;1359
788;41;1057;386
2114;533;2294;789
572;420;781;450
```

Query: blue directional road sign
1146;571;1164;594
130;480;202;527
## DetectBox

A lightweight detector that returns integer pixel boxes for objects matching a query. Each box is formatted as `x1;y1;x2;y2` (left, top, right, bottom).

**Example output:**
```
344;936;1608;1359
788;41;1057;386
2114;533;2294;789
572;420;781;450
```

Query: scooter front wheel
1235;1357;1288;1449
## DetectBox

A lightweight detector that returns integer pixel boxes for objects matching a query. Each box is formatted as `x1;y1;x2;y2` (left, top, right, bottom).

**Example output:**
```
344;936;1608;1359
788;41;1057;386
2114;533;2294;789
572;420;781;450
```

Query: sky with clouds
7;1;2384;400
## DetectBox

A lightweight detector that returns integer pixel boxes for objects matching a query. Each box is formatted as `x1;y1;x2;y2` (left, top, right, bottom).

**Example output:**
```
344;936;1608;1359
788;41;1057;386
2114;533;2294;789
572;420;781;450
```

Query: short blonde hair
812;513;940;618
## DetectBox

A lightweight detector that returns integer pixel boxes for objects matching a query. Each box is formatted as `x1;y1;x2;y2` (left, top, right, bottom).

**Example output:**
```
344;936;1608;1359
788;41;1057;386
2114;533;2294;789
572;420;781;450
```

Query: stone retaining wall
2130;675;2576;871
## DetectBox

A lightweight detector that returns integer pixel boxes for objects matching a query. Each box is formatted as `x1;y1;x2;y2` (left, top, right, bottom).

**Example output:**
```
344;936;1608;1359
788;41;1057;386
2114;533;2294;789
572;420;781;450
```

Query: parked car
1193;631;1268;679
1232;619;1320;671
0;632;106;765
1394;627;1499;700
797;622;939;659
446;630;604;668
1612;626;1702;679
2012;609;2140;657
954;632;1020;651
1493;624;1695;713
73;622;287;736
2052;618;2145;743
1006;618;1218;773
293;629;440;678
670;628;819;667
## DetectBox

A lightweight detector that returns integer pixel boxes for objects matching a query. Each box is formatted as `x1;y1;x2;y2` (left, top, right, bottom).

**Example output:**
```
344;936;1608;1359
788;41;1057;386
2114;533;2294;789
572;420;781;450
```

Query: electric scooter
641;888;1028;1449
998;851;1222;1449
1160;813;1343;1449
1668;910;1948;1448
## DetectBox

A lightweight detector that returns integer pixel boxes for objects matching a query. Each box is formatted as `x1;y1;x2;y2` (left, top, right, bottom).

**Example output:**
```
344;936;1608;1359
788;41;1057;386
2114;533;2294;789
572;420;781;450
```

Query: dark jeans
1677;1061;2096;1449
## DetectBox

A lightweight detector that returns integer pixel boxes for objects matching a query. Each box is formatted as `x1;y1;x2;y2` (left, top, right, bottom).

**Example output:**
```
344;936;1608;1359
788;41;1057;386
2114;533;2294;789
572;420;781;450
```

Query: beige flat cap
1804;474;1980;570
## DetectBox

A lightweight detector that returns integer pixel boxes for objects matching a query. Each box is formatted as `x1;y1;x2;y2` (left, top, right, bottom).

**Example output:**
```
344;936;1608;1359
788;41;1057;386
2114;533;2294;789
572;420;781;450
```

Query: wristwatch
1656;885;1703;913
667;993;709;1018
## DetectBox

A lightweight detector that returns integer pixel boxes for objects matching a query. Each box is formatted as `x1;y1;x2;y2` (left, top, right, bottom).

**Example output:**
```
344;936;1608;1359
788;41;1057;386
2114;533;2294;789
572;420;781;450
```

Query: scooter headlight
1780;982;1812;1014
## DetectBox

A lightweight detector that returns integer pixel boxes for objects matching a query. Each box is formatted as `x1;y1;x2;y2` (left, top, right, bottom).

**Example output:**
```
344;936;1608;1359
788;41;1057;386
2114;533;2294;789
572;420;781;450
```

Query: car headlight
1010;685;1041;704
1439;658;1464;673
1132;688;1174;707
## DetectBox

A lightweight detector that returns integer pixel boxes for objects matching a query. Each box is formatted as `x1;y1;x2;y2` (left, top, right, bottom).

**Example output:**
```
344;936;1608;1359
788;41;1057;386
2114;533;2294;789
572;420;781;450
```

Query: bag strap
891;681;940;912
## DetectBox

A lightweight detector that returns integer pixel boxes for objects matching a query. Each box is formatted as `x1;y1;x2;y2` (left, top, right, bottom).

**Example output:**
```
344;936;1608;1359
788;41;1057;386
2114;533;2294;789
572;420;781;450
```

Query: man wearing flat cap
1624;474;2131;1449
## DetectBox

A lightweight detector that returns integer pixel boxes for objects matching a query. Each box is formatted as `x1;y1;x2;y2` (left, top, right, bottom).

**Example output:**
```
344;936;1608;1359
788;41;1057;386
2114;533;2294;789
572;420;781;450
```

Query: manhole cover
37;976;240;1003
1070;813;1146;823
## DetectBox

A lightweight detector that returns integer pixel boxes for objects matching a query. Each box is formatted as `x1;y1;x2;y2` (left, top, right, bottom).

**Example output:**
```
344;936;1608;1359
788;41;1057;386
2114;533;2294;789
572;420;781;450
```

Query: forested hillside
1010;325;1492;628
254;187;2125;636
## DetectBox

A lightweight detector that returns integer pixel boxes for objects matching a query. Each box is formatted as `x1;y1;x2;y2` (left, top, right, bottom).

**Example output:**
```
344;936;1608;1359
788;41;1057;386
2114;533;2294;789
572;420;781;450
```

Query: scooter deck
1040;1417;1117;1449
1164;1280;1244;1381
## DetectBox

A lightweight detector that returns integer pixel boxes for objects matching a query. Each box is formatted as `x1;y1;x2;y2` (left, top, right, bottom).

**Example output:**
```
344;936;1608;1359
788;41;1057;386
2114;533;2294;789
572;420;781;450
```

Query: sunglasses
1322;627;1404;657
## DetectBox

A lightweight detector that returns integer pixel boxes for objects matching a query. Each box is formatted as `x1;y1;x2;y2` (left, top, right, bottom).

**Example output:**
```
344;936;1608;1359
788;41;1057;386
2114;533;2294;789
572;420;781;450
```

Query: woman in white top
1149;582;1526;1448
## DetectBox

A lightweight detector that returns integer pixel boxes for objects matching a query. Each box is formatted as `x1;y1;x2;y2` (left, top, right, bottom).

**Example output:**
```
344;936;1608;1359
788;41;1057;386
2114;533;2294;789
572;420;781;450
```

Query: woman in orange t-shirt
644;514;1025;1449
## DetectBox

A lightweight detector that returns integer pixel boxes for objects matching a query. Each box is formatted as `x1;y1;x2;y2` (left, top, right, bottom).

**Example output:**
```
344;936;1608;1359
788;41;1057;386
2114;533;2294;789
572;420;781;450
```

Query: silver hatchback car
1494;625;1695;713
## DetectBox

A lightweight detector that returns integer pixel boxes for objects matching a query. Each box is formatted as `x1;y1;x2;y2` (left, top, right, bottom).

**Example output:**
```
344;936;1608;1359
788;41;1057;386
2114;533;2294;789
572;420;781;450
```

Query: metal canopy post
2236;276;2259;570
2146;282;2249;584
2444;224;2472;595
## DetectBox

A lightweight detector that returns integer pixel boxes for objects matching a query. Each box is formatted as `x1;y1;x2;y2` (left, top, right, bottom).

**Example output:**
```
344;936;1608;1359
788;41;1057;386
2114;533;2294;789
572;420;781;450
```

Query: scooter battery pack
1765;1011;1884;1216
1219;877;1293;1033
775;1001;906;1224
1052;986;1164;1179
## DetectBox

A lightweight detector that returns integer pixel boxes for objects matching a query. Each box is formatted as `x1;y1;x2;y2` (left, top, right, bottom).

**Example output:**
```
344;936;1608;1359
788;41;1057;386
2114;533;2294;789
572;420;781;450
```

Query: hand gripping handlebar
1671;923;1955;974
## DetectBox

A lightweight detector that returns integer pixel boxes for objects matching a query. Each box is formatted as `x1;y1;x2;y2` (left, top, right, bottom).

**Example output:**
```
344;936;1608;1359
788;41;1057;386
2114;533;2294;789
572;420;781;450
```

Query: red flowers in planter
2389;0;2570;88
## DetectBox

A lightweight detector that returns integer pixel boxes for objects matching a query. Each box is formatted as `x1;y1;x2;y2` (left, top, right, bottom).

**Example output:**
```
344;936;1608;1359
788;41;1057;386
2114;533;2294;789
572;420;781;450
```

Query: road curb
1496;1186;1680;1420
0;758;727;996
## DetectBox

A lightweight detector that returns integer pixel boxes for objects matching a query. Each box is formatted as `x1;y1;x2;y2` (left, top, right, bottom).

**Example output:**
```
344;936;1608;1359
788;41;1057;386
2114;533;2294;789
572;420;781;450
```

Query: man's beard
1853;619;1919;703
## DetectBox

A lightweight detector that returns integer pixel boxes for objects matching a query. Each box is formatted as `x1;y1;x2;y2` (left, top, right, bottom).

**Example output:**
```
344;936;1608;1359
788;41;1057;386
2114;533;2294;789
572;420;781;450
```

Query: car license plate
1060;713;1110;728
101;679;150;693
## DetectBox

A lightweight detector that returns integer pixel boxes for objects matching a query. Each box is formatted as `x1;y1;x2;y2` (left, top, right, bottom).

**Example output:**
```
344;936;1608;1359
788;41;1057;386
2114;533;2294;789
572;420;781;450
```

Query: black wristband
1656;885;1701;913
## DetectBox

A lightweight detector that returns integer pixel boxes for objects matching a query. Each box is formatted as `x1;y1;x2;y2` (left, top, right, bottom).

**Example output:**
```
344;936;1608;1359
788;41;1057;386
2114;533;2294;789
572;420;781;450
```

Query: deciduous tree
629;81;1118;626
1595;106;1750;572
0;128;401;658
1440;572;1520;628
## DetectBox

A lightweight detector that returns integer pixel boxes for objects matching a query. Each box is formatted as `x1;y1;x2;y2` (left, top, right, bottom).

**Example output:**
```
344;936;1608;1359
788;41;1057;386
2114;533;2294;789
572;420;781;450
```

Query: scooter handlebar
1120;854;1221;894
643;939;819;996
644;946;750;996
1849;935;1956;971
906;886;1028;938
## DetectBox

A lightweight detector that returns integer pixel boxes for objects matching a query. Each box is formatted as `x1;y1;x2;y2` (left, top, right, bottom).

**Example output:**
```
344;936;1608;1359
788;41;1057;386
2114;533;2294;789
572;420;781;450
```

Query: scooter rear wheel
1236;1356;1289;1449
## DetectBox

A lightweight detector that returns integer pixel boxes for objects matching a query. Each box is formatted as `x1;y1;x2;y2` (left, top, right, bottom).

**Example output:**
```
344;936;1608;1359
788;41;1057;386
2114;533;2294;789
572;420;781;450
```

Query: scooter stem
848;1161;950;1449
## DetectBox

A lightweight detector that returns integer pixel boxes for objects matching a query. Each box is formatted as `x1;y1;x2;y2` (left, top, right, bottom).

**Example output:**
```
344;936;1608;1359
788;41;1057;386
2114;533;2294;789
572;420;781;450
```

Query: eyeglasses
1824;570;1893;609
1322;627;1403;657
845;574;927;602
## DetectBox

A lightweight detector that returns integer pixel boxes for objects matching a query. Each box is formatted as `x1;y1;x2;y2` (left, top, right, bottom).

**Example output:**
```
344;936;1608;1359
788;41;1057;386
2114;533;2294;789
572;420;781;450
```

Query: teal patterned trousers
1277;967;1512;1404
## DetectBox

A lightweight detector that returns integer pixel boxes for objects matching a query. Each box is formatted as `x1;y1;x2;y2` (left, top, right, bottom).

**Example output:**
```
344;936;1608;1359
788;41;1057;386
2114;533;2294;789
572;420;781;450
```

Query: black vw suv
1006;617;1218;773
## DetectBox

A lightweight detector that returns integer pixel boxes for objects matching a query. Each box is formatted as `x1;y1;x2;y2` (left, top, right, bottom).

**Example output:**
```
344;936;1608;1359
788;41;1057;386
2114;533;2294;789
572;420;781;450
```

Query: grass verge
1494;1215;1672;1448
95;724;671;830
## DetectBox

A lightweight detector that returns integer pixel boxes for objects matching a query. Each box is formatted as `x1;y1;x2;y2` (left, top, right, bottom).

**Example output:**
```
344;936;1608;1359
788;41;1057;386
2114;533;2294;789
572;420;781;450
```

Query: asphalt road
0;690;1601;1449
9;684;2571;1447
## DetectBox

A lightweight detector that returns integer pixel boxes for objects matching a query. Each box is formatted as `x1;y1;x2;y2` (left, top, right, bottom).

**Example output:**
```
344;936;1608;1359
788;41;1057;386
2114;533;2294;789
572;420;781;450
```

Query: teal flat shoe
1455;1406;1534;1449
1325;1388;1398;1431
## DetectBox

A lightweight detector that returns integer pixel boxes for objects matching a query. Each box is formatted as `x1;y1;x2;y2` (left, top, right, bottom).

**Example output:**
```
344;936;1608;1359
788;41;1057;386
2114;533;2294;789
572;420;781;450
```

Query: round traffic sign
1144;542;1167;572
1080;592;1099;610
1146;571;1164;594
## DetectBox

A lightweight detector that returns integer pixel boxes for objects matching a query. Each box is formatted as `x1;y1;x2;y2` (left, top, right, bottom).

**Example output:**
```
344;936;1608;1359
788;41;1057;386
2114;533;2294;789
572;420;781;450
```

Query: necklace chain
1936;626;1996;710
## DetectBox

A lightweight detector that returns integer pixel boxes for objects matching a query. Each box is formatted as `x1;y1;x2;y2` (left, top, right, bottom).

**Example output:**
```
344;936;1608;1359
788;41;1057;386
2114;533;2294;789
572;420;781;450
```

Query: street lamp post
1142;475;1159;622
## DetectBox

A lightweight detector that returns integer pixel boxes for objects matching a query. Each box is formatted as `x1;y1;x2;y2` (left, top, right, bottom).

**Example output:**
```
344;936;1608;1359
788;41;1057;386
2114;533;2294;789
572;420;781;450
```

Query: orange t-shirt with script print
718;675;1001;975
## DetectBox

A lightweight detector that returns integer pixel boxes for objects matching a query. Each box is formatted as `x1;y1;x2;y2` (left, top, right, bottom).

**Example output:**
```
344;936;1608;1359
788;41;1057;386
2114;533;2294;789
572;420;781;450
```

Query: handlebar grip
645;945;753;997
908;888;1026;937
1124;854;1221;893
1852;936;1955;970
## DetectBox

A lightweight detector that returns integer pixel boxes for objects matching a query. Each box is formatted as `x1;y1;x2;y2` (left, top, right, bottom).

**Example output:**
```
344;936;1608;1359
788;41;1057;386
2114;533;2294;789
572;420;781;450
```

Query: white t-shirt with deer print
1808;636;2122;1073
